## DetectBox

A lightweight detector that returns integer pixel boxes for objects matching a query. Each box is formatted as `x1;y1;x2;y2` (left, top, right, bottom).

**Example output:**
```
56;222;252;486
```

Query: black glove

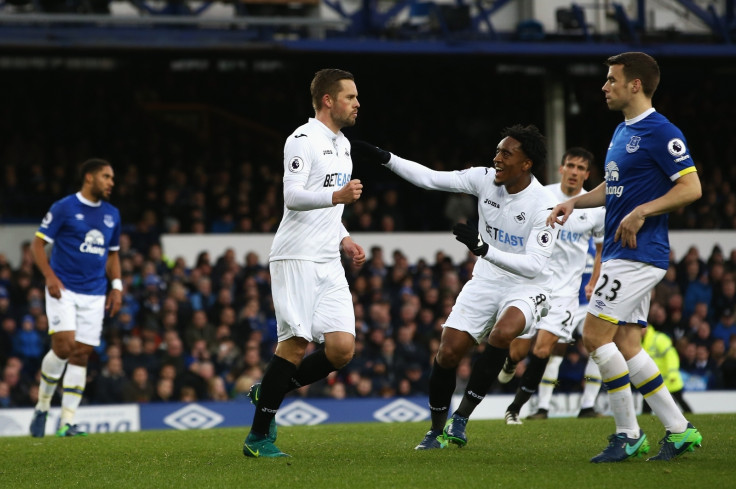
350;140;391;165
452;220;489;256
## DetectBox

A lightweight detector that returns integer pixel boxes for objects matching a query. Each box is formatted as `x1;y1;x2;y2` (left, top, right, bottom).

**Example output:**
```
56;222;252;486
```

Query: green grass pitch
2;414;733;489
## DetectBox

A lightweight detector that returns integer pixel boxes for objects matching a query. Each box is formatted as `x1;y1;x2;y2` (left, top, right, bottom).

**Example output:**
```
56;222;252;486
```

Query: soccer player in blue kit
29;158;122;437
548;52;703;462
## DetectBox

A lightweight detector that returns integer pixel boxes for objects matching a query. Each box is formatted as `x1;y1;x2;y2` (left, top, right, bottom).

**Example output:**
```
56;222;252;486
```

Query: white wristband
111;278;123;291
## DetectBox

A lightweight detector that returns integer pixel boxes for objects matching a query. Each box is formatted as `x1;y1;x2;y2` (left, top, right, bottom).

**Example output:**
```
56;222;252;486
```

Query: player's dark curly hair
501;124;546;168
79;158;112;184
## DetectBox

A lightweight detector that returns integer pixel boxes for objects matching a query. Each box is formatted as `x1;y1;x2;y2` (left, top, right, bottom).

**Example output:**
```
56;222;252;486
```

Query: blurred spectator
94;356;127;404
712;308;736;347
682;344;721;390
122;336;158;377
557;347;586;393
152;377;176;402
683;270;712;322
677;247;706;294
122;366;154;403
184;309;216;352
653;264;679;307
12;315;44;376
712;273;736;320
180;386;198;402
159;332;187;376
3;361;30;406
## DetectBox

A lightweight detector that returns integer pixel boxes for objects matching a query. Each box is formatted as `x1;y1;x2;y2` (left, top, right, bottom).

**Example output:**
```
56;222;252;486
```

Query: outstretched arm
548;183;606;228
351;140;460;192
385;155;458;192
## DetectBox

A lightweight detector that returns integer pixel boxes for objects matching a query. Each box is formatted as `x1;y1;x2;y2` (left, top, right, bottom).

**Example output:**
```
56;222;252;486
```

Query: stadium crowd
1;231;735;408
2;58;736;409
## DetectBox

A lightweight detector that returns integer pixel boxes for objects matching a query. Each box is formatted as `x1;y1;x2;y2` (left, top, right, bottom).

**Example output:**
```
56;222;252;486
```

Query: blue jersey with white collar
36;192;121;295
603;109;697;270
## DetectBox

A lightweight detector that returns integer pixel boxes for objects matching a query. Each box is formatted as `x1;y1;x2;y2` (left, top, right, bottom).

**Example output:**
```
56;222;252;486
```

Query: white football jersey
546;184;605;297
270;118;352;263
463;168;559;290
385;156;559;291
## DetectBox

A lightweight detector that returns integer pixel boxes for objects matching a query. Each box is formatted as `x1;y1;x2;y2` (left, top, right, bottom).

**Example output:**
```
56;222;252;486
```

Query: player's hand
452;220;489;257
106;289;122;317
350;140;391;165
341;237;366;268
546;201;574;228
614;208;645;249
584;281;595;301
45;274;65;299
332;179;363;205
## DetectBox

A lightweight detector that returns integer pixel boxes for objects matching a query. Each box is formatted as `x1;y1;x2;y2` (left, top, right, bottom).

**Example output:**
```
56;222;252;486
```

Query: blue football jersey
602;109;696;270
578;237;596;306
36;192;121;295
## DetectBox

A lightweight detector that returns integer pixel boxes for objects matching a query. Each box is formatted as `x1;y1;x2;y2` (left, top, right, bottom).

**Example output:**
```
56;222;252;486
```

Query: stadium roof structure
0;0;735;58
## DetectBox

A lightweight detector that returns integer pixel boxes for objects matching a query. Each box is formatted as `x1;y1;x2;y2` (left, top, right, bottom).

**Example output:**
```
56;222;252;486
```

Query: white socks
591;343;639;438
35;350;68;412
536;355;562;411
60;364;87;426
627;349;688;433
580;359;602;410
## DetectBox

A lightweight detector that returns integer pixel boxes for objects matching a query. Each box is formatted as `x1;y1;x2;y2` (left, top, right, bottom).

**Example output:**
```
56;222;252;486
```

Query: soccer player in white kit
548;52;703;462
243;69;366;458
497;147;605;424
352;124;559;450
521;238;606;420
29;158;122;437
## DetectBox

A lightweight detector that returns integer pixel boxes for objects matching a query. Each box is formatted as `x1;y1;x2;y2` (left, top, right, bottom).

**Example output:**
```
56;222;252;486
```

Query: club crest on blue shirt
104;214;115;228
288;156;304;173
626;136;641;153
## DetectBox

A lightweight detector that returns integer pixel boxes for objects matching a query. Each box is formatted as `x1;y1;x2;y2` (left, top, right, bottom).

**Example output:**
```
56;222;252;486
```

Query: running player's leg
451;286;549;442
418;277;505;449
56;292;104;437
498;336;531;384
506;329;560;422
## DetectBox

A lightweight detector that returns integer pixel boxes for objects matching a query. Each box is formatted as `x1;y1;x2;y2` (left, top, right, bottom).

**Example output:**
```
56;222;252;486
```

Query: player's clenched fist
332;179;363;205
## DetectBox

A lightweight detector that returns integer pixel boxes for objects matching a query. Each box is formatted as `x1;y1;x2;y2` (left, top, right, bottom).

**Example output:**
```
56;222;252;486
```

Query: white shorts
45;288;105;347
586;259;666;326
443;276;550;343
574;303;589;336
270;258;355;343
520;294;579;343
